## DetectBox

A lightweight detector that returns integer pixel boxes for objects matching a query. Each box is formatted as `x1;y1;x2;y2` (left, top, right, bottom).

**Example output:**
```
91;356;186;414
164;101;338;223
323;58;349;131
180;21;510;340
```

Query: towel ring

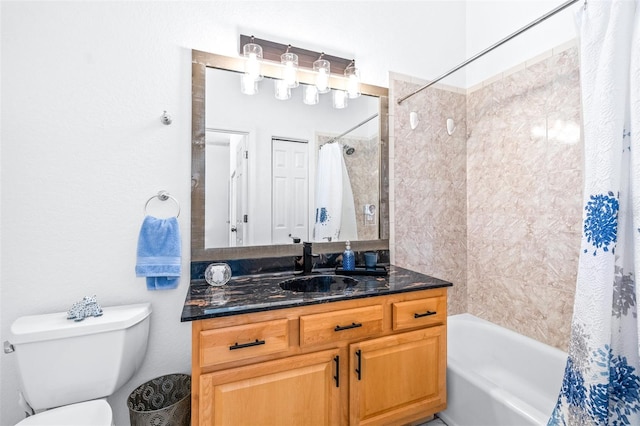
144;191;180;217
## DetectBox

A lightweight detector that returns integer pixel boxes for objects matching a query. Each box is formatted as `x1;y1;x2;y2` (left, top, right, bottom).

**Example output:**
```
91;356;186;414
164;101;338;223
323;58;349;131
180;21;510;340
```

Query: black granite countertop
181;265;452;322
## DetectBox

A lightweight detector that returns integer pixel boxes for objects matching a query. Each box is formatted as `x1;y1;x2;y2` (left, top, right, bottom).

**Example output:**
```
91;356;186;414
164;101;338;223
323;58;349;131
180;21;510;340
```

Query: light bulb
274;79;291;100
345;63;360;99
281;52;299;88
240;73;258;95
313;58;331;94
283;62;297;88
304;85;319;105
333;89;348;109
347;75;360;98
316;69;329;93
242;42;263;81
246;53;261;81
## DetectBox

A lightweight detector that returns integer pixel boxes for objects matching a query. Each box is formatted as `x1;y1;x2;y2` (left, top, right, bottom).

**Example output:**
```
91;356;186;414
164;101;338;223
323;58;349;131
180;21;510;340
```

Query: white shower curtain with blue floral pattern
549;1;640;425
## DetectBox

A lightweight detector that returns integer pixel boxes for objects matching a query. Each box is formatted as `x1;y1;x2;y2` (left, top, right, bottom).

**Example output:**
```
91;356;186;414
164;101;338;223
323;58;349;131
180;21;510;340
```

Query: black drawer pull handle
355;349;362;380
414;310;437;319
334;322;363;332
229;339;266;350
334;355;340;387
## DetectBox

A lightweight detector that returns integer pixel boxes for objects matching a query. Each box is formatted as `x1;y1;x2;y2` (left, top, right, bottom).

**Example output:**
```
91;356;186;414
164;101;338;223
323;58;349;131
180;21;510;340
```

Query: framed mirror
192;50;389;261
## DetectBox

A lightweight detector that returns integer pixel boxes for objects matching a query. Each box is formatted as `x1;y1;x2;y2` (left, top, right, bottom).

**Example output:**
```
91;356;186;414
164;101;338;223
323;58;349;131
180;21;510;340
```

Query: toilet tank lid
10;303;152;345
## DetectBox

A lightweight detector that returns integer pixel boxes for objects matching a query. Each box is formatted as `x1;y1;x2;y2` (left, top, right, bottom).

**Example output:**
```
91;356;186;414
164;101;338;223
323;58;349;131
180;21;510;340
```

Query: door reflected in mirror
205;130;249;248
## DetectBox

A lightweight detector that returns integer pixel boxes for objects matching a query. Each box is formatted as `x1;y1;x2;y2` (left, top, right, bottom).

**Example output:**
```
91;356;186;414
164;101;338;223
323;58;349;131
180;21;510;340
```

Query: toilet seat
16;400;112;426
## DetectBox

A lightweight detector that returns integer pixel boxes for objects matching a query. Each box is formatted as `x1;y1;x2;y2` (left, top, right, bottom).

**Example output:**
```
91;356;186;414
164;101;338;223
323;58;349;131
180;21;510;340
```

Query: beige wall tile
391;78;468;316
391;44;582;351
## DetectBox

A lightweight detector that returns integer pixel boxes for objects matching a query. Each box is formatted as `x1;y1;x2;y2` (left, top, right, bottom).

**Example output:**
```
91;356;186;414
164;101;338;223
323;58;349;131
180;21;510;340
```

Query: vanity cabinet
349;327;446;425
191;287;447;426
199;349;342;425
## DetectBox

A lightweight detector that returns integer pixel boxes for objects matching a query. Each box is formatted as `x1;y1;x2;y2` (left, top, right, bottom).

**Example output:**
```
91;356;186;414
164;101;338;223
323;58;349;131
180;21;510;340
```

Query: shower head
344;144;355;156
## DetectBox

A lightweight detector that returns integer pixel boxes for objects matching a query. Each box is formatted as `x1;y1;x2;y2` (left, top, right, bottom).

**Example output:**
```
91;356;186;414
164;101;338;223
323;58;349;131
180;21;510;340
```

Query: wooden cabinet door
349;326;446;426
198;349;342;426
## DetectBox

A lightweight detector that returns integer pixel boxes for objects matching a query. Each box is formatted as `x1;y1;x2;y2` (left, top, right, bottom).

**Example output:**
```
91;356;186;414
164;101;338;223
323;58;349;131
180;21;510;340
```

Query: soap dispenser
343;240;355;271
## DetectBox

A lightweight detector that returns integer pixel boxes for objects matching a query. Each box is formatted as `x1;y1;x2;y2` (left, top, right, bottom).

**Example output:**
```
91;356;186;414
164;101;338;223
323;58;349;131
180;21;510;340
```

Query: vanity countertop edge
181;264;452;322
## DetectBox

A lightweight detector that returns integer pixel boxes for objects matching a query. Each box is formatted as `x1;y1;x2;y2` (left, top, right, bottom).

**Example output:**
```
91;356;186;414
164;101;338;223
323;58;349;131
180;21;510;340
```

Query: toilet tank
10;303;152;411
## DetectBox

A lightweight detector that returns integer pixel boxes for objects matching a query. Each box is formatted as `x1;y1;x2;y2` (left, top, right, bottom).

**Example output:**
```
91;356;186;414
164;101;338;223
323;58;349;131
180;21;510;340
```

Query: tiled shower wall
390;41;582;350
390;75;469;317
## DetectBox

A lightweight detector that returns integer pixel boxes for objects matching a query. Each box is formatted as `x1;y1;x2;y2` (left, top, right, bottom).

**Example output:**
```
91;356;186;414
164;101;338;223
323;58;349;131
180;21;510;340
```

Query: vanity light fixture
238;35;362;107
281;45;299;89
345;60;361;99
242;35;263;82
313;53;331;94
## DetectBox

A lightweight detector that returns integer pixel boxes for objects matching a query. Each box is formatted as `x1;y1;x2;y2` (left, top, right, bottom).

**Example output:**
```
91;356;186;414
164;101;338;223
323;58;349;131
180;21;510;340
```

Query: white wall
464;0;580;87
0;2;466;425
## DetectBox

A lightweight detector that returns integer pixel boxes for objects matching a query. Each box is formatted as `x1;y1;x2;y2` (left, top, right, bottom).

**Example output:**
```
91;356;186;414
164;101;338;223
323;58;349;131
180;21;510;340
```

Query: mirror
205;67;381;248
192;50;389;261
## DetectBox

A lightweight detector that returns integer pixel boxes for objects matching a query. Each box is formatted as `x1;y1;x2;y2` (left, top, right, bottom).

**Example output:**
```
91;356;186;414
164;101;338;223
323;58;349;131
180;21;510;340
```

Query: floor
420;415;447;426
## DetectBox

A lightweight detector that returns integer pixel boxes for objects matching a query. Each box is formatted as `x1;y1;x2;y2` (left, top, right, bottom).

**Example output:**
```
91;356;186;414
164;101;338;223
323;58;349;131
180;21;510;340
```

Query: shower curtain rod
396;0;582;105
327;113;379;144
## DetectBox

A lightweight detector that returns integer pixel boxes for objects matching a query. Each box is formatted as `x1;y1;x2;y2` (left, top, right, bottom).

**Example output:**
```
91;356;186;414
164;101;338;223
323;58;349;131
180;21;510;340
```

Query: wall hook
409;111;419;130
161;111;172;125
446;118;456;135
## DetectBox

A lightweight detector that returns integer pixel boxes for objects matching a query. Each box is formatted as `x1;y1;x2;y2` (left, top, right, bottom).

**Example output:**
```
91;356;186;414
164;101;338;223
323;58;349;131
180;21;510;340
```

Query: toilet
8;302;152;425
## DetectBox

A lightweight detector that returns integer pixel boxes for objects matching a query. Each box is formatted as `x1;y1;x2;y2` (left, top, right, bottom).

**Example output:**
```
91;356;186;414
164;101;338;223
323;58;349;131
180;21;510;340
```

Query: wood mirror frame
191;50;389;261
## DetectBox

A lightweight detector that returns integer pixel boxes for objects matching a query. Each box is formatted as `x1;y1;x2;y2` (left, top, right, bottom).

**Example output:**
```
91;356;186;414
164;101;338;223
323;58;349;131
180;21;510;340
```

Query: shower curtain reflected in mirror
313;142;358;242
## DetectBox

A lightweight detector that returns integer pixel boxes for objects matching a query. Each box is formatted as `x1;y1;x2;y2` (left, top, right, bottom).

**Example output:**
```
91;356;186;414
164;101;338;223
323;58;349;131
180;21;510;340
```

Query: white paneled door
272;138;308;244
229;133;248;247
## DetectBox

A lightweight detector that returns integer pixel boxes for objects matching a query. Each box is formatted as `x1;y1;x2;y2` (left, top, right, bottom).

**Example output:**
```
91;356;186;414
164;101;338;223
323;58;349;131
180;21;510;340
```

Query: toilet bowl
9;303;152;425
15;400;113;426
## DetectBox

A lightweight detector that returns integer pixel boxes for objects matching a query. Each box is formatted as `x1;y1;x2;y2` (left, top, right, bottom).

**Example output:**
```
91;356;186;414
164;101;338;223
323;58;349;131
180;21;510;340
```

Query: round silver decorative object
204;263;231;286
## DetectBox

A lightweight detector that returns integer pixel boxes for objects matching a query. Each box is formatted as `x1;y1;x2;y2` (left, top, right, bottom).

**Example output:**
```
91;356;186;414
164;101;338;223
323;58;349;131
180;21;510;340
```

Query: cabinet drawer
392;296;446;331
200;319;289;366
300;305;384;347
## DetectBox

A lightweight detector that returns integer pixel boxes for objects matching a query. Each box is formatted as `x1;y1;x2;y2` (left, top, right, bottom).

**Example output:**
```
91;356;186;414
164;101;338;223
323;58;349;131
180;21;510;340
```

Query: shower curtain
314;143;358;242
549;1;640;425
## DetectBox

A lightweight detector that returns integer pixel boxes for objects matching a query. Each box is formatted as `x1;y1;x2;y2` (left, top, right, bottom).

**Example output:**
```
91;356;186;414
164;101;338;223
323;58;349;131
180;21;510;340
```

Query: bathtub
439;313;567;426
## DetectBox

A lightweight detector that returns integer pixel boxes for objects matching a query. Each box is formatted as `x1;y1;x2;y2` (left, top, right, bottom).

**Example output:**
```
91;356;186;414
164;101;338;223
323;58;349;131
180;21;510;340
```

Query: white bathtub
439;313;567;426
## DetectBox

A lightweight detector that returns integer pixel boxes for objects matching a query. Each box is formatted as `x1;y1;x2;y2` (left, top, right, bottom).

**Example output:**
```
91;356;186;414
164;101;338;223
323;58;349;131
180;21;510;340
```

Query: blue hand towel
136;216;181;290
